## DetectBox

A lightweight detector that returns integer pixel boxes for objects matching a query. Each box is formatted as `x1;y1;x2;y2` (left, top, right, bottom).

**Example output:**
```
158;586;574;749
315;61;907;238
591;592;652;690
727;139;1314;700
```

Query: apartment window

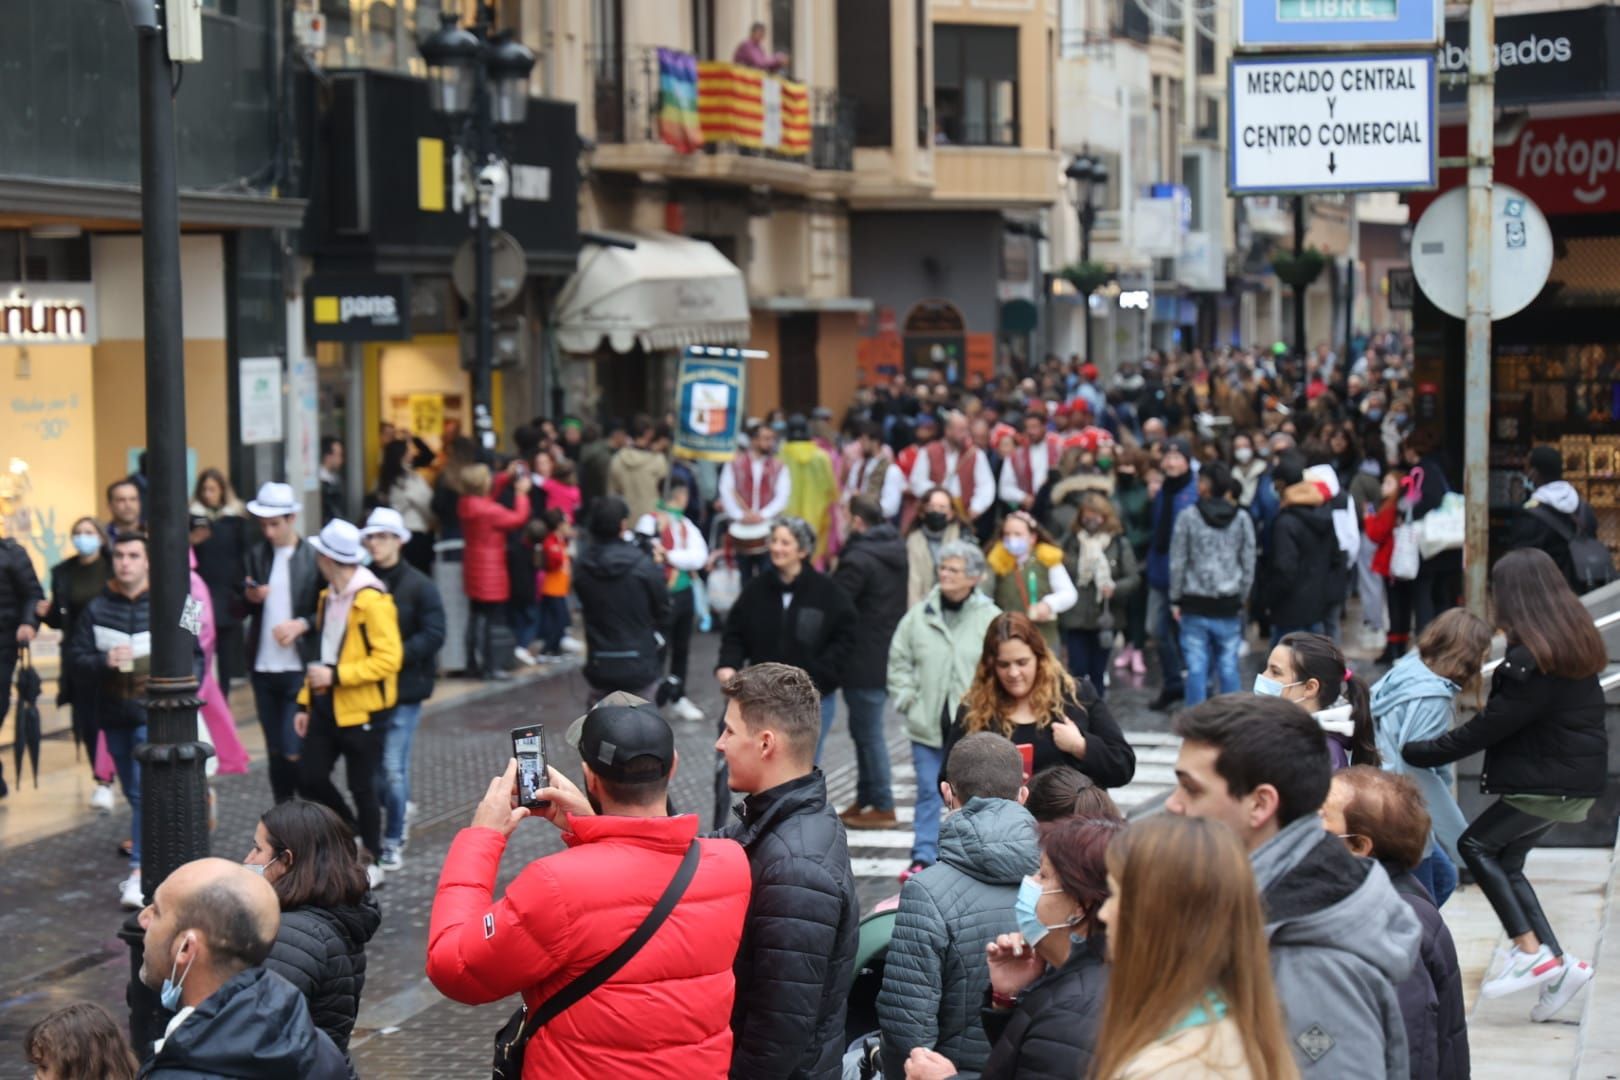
317;0;447;73
692;0;715;59
771;0;795;68
1115;0;1151;43
934;24;1019;147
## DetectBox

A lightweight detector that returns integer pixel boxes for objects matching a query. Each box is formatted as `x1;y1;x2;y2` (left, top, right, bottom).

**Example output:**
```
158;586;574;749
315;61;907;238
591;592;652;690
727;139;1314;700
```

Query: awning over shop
553;230;750;354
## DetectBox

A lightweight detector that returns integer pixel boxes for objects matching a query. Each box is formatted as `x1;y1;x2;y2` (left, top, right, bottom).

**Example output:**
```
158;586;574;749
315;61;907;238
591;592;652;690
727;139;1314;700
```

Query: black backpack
1528;504;1616;592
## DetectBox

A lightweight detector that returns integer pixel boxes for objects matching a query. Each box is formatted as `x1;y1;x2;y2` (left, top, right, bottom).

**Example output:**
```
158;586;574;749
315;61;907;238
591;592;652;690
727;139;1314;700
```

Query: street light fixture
419;6;535;453
1066;152;1110;364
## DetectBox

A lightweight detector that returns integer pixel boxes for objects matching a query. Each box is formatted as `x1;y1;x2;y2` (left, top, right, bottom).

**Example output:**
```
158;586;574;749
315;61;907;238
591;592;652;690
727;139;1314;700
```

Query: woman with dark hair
947;612;1134;787
1023;765;1122;824
1259;631;1380;769
377;438;436;573
1404;548;1607;1017
189;468;249;689
42;517;113;806
1110;448;1154;675
246;799;381;1054
905;486;966;607
1400;430;1462;634
1060;493;1139;698
902;817;1125;1080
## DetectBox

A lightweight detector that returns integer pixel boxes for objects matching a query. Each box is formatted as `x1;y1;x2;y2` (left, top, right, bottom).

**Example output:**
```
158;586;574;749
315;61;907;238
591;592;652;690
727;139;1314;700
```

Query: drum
729;518;772;557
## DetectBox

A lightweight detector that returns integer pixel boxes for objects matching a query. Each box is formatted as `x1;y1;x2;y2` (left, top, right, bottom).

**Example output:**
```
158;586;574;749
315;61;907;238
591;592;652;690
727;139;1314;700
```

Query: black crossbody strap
523;837;702;1033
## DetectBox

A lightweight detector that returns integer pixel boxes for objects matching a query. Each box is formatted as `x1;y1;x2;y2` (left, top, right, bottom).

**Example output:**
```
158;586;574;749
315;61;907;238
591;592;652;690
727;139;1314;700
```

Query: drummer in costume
719;421;791;583
907;410;995;525
998;405;1061;512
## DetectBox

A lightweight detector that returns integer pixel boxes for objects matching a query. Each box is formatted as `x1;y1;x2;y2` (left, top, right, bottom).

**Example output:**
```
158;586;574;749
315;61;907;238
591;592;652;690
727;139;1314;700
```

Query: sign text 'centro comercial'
1229;53;1436;194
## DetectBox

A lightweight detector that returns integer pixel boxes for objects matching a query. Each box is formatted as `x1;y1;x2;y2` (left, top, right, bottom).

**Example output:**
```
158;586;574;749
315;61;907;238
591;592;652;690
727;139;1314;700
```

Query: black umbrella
13;646;42;787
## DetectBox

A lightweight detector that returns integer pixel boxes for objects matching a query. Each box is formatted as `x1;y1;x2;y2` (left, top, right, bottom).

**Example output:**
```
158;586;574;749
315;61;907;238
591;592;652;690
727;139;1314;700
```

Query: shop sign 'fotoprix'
1229;53;1436;194
1239;0;1441;49
304;274;412;342
0;283;98;346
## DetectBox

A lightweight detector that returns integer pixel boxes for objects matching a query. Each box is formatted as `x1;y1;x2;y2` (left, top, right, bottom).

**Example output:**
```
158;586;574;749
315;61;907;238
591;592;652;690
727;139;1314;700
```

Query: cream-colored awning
553;230;750;354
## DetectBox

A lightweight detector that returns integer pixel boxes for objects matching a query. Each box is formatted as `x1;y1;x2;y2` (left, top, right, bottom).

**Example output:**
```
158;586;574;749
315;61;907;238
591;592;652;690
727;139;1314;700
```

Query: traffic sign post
1229;53;1436;193
1239;0;1441;50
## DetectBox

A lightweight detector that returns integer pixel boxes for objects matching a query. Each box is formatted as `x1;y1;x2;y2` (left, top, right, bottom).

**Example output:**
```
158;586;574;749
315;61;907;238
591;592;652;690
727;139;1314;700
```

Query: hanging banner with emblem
675;348;748;462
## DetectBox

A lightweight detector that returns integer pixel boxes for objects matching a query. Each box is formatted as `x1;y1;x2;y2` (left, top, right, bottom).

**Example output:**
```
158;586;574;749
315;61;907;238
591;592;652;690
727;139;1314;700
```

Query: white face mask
1234;447;1254;464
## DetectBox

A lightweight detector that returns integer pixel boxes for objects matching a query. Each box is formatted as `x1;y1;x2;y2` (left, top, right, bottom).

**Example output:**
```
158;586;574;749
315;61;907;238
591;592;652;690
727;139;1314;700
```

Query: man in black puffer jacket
831;496;908;827
573;496;671;700
716;663;858;1080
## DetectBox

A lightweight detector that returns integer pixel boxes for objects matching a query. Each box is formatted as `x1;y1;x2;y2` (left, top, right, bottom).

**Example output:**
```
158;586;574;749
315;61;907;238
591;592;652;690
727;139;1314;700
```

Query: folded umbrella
13;646;42;787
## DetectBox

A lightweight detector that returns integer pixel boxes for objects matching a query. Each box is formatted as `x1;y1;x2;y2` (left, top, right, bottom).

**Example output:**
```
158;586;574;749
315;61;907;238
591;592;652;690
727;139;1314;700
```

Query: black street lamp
118;0;212;1055
420;6;535;453
1065;152;1109;365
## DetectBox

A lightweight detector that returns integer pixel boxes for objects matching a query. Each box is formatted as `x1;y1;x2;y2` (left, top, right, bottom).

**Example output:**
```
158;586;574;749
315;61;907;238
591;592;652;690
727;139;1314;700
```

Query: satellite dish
1410;184;1553;322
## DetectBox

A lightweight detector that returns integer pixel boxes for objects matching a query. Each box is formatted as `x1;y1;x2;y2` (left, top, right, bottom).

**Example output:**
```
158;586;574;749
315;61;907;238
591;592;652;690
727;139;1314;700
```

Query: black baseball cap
575;700;675;783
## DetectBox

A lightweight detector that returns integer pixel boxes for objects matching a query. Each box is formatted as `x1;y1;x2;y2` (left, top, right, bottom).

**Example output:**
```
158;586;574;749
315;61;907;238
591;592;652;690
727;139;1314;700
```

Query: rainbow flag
657;48;702;154
697;61;809;156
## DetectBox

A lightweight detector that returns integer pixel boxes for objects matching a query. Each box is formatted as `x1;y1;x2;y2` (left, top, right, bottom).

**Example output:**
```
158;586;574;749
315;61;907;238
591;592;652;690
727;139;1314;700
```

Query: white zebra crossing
825;731;1184;887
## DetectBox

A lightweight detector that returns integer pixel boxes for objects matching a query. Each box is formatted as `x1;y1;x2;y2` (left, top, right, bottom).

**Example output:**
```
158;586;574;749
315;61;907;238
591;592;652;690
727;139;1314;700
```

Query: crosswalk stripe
852;857;913;879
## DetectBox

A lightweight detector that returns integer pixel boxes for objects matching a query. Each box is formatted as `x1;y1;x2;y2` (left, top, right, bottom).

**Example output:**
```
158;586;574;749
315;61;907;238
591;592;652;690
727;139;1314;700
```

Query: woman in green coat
1060;492;1140;697
887;540;1002;880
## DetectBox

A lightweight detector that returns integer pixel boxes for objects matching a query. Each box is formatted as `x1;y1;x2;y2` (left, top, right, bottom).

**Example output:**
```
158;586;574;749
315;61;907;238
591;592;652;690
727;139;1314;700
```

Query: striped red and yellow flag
697;61;809;156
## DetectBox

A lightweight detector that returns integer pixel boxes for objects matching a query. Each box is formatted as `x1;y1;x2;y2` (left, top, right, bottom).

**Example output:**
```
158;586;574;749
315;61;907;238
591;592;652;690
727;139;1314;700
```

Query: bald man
139;858;352;1078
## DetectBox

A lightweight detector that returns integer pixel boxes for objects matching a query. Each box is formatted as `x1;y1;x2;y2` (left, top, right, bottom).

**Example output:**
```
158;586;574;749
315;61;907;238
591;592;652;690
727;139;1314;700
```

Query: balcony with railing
588;45;854;192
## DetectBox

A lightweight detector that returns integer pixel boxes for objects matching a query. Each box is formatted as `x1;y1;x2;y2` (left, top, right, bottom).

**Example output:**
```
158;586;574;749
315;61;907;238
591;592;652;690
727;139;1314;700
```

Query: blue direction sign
1239;0;1441;49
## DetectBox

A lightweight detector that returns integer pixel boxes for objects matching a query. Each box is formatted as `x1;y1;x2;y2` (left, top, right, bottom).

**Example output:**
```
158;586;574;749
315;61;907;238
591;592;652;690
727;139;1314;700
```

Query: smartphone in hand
511;724;550;810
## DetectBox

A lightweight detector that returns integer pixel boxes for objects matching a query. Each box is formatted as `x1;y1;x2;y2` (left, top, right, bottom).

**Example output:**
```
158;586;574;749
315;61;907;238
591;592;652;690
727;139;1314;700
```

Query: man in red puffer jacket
427;698;750;1079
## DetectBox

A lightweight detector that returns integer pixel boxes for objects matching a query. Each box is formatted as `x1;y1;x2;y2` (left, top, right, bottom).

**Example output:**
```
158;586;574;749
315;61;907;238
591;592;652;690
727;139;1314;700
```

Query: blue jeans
103;725;145;869
844;687;893;811
537;595;570;653
1180;612;1243;706
814;693;839;766
910;741;947;865
379;702;422;849
1414;844;1458;908
251;669;306;802
1148;587;1184;694
510;601;541;649
1064;629;1111;699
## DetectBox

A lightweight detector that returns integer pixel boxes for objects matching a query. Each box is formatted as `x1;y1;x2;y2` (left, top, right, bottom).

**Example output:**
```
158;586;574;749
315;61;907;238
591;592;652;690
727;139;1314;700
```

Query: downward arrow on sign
1328;152;1337;174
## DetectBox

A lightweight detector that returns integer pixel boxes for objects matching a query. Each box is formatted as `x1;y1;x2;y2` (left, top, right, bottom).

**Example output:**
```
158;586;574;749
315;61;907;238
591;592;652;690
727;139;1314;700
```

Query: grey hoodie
1168;496;1256;616
1252;815;1421;1078
1371;652;1470;859
877;797;1040;1079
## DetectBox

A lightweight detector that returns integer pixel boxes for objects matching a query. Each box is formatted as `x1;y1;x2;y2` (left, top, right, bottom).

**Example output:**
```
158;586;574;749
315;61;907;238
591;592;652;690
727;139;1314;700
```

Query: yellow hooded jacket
297;586;403;727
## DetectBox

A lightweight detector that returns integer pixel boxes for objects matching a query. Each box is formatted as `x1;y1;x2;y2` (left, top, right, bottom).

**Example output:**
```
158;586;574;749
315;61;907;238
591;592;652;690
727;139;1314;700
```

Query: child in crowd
536;508;573;659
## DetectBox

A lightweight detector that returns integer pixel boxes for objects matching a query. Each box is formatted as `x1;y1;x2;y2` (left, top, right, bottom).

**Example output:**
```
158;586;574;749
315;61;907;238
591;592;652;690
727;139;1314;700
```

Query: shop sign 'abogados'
0;283;99;346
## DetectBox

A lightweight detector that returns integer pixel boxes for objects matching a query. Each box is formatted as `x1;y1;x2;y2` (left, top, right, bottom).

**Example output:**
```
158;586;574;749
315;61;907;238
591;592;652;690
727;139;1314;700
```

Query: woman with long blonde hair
946;612;1135;788
1093;816;1298;1080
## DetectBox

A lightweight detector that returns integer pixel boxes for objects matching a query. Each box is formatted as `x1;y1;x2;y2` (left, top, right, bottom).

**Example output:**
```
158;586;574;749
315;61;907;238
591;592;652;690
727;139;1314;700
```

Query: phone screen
511;725;548;809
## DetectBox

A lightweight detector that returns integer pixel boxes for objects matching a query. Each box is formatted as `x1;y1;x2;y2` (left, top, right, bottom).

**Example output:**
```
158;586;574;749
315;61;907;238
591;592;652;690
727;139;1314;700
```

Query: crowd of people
6;335;1614;1077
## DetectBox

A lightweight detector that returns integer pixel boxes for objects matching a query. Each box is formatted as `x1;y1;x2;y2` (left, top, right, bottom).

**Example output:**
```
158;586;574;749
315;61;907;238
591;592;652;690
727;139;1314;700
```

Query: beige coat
1116;1017;1258;1079
905;522;963;608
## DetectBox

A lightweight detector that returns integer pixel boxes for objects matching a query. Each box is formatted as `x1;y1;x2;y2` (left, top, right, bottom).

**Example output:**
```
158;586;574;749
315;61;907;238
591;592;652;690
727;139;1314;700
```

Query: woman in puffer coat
458;462;532;679
245;799;381;1054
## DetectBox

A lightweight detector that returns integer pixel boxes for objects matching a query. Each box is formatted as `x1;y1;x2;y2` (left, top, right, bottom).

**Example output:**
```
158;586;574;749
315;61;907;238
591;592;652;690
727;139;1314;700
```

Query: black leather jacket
244;538;323;668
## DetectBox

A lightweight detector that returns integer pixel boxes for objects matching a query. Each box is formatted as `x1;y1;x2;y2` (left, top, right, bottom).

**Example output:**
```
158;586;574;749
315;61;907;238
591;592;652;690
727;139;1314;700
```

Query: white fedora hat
246;482;300;518
308;519;367;565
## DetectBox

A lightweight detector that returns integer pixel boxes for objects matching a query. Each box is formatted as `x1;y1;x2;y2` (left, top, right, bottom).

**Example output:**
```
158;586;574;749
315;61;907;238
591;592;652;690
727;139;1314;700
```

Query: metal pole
1345;194;1358;373
1463;0;1495;616
122;2;211;1055
1079;202;1093;364
472;6;496;454
1292;195;1307;359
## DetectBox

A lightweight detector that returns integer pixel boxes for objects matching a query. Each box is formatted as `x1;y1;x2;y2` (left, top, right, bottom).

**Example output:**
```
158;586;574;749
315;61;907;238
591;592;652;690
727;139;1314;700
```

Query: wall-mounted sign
1239;0;1441;49
0;283;98;345
1119;290;1152;310
304;274;412;342
1228;53;1437;193
1387;267;1416;309
1438;8;1619;108
239;357;284;445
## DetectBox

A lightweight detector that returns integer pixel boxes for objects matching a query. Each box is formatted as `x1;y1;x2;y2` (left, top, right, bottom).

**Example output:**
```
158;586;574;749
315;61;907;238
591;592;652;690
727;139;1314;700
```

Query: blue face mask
1014;877;1071;948
1253;674;1301;697
242;860;268;876
1004;536;1031;558
160;937;194;1012
72;534;101;557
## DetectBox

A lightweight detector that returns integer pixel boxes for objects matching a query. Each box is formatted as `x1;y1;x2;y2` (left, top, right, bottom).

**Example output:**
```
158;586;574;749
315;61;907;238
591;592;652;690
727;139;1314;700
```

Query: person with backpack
1503;446;1609;594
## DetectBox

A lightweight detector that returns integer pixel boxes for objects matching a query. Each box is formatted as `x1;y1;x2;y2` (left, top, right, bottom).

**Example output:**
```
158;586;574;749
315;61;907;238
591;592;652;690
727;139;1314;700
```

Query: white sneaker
1486;941;1516;980
90;783;115;814
513;646;539;667
559;634;584;655
120;874;144;910
672;697;705;723
366;862;385;890
1481;944;1562;998
1531;956;1594;1021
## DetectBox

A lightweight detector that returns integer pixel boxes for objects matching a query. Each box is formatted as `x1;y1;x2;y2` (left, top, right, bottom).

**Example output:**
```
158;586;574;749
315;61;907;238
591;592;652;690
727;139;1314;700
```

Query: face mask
1392;413;1409;426
1081;518;1103;533
72;534;101;557
1014;877;1072;948
1256;444;1271;459
922;511;950;533
1004;536;1031;558
160;937;195;1012
1253;673;1301;697
243;860;268;876
1233;447;1253;464
1096;456;1113;471
1366;409;1384;423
